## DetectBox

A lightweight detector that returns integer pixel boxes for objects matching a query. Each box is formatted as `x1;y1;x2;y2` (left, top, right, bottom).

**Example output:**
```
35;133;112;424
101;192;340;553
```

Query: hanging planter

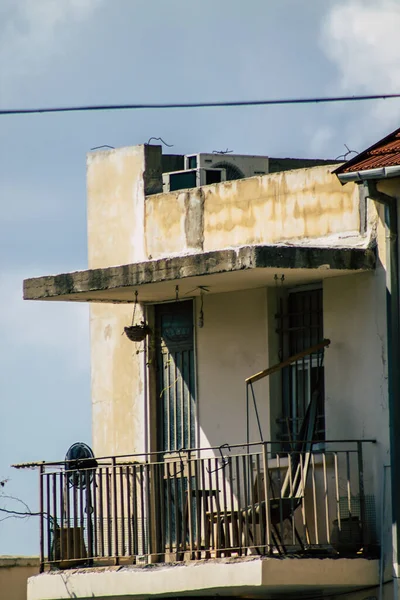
124;323;151;342
123;291;151;343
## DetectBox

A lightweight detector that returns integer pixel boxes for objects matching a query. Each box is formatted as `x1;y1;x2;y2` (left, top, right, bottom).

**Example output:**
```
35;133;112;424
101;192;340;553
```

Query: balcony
37;440;376;572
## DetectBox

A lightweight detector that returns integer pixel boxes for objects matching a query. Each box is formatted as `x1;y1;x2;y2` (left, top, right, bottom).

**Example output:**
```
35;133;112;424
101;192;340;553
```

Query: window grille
276;287;325;444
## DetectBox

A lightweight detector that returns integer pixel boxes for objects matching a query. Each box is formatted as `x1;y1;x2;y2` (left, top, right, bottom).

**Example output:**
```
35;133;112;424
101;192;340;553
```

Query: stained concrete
23;245;376;303
27;557;380;600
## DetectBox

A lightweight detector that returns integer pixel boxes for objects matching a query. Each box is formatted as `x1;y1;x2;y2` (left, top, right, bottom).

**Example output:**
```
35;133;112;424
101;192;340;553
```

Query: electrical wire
1;93;400;116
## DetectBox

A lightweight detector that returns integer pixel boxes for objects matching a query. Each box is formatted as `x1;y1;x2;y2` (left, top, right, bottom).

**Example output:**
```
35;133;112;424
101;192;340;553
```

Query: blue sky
1;0;400;555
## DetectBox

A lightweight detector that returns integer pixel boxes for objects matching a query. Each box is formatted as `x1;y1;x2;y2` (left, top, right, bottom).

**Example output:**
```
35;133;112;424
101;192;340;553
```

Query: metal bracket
207;443;231;473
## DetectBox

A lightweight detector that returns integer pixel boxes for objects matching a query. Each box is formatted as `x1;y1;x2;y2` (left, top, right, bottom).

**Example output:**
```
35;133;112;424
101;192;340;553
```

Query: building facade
21;143;396;600
0;556;39;600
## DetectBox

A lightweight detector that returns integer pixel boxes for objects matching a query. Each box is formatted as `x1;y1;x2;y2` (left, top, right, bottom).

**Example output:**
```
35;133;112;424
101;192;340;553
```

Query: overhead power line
1;93;400;116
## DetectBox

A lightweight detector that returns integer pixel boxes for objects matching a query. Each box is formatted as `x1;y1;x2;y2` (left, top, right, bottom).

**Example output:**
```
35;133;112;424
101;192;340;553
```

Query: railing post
111;457;119;565
86;470;94;562
145;461;152;561
46;473;51;567
119;466;125;561
187;450;194;558
357;441;366;551
39;465;44;573
59;472;64;564
52;473;57;561
261;443;271;553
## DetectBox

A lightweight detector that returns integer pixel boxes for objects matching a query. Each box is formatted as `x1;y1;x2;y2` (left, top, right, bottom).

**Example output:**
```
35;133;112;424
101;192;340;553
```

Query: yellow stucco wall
87;145;148;269
91;287;270;458
90;303;146;457
0;557;39;600
87;146;150;456
145;165;361;259
85;146;373;459
378;176;400;201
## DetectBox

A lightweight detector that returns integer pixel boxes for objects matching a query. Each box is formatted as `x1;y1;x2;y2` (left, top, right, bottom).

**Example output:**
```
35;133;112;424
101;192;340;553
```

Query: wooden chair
213;386;319;556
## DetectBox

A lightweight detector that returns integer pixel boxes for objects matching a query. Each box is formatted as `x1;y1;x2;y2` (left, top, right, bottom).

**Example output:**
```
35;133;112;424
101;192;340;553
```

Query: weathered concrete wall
85;146;380;469
87;146;157;456
196;288;270;449
87;144;162;270
23;245;375;303
144;188;205;258
90;303;147;457
27;557;380;600
145;166;361;259
0;556;39;600
91;287;270;458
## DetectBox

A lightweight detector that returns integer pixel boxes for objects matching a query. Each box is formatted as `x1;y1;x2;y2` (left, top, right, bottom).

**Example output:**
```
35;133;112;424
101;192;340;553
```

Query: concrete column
86;144;161;457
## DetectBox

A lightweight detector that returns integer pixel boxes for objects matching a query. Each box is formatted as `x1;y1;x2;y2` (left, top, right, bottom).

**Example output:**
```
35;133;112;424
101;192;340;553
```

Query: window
276;287;325;444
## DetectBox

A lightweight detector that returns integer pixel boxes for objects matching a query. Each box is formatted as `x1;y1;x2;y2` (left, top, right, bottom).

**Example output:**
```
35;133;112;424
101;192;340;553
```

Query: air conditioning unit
184;153;269;181
162;167;226;193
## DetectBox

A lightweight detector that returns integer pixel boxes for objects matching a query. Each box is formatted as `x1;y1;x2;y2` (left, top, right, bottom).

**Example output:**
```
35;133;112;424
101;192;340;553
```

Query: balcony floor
28;556;381;600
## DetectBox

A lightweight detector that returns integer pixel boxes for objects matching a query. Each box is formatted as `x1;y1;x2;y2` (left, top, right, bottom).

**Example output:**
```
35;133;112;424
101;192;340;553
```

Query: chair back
280;382;319;499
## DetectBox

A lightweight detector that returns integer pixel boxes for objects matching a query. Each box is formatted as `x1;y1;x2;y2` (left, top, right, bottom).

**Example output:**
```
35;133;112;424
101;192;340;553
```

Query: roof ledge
23;245;376;304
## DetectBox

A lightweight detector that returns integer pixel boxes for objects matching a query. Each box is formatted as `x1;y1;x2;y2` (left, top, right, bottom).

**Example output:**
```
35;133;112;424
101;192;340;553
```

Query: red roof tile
334;127;400;174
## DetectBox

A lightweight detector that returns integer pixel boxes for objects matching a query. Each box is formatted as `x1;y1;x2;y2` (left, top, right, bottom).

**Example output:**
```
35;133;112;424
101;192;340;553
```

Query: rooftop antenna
335;144;359;161
90;145;115;150
147;137;174;147
212;148;233;154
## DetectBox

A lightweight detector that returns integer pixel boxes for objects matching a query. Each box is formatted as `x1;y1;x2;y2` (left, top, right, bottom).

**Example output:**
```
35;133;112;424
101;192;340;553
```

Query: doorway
154;300;196;453
153;300;197;551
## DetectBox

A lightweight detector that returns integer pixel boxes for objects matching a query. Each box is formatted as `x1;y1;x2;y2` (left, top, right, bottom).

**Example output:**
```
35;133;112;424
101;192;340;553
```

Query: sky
1;0;400;556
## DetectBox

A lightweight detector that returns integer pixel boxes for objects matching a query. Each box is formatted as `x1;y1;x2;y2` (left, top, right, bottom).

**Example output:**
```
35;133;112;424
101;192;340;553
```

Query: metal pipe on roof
338;166;400;183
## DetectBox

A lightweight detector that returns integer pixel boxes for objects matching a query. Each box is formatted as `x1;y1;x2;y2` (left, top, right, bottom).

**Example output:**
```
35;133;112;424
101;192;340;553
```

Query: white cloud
308;125;336;157
0;0;103;101
323;1;400;91
318;0;400;150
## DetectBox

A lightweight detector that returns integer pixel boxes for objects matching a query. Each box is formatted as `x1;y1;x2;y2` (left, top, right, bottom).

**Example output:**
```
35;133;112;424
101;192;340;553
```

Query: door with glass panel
154;301;196;551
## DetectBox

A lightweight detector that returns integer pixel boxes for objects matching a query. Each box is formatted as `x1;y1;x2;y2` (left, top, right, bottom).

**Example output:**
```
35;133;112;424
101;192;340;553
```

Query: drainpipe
367;180;400;586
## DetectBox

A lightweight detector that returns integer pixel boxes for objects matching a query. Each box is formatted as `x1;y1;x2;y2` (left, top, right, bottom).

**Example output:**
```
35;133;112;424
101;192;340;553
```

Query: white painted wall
324;270;389;455
324;269;390;567
196;287;270;450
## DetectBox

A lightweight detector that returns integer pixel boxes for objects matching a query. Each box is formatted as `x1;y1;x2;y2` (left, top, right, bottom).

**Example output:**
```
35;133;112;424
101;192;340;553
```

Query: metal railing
37;440;376;570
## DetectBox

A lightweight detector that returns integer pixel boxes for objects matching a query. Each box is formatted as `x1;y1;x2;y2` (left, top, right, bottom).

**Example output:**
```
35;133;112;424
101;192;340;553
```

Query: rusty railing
36;440;376;570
